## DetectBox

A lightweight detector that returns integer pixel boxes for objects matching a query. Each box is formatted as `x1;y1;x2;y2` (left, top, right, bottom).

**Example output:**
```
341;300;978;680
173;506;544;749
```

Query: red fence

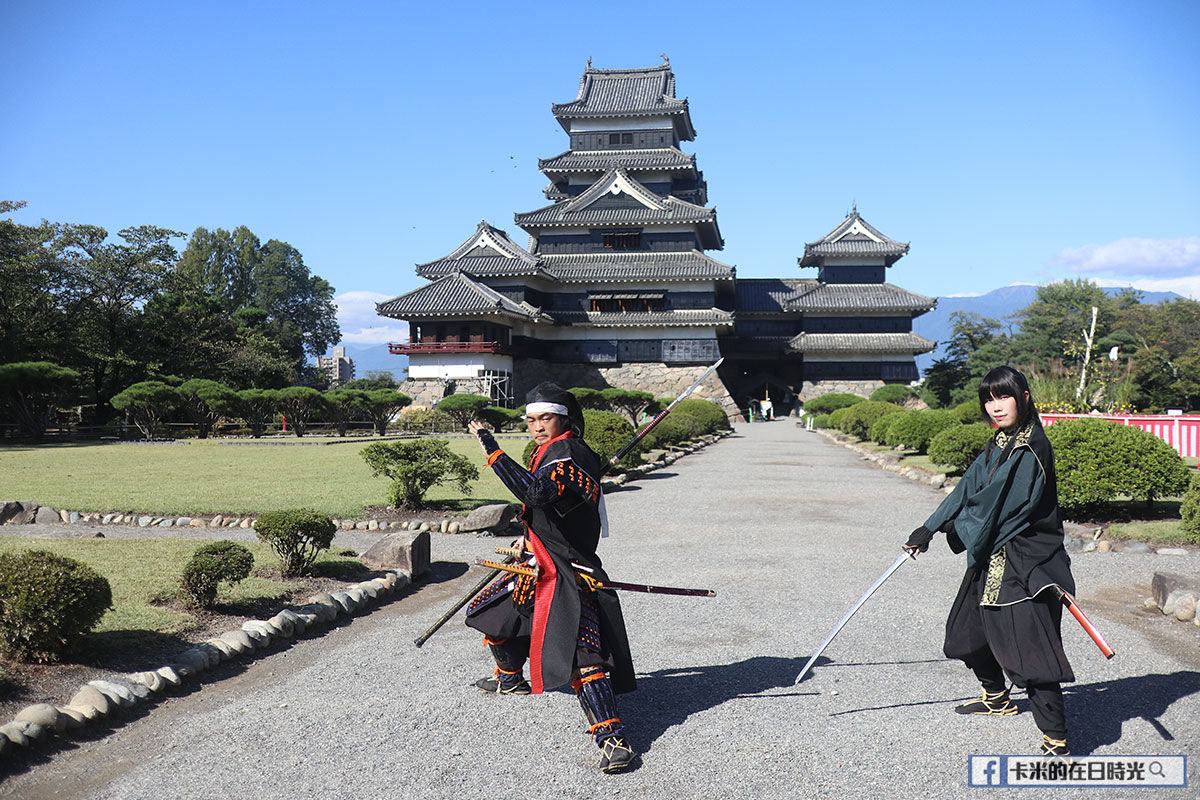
1041;413;1200;460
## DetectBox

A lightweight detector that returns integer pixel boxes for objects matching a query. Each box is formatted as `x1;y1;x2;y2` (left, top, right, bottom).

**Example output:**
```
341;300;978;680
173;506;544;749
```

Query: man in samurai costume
904;366;1076;756
464;382;637;773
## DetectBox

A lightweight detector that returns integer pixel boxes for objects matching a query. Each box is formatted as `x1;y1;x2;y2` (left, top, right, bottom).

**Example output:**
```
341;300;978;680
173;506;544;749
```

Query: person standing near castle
464;382;637;773
904;366;1076;756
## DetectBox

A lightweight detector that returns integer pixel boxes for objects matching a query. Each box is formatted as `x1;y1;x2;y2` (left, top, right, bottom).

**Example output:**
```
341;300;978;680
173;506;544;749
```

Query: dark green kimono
924;420;1076;687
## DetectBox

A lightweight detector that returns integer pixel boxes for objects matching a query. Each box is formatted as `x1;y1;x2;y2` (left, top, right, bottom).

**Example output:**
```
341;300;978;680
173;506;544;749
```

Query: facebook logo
969;756;1008;786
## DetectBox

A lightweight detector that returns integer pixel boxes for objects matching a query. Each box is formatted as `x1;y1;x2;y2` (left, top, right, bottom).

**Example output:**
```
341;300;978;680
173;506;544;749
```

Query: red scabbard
1059;589;1115;659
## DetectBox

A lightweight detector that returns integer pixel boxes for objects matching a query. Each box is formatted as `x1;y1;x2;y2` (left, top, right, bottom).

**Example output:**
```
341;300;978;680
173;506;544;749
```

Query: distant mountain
912;285;1185;374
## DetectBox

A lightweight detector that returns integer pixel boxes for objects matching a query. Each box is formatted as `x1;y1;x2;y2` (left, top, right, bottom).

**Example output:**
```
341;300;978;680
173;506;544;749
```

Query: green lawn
0;434;524;518
1106;519;1194;546
0;536;371;645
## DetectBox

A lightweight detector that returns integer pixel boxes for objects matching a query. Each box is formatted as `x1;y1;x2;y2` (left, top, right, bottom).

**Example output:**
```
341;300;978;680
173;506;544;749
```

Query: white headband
526;402;569;417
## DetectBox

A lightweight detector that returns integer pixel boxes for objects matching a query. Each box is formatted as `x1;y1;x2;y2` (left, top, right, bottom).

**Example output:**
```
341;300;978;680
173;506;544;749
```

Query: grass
0;434;524;518
1105;520;1195;546
0;536;369;642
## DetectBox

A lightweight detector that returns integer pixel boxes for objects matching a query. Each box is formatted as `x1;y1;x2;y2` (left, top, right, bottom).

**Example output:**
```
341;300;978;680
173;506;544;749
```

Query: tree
568;387;607;409
324;388;369;437
362;388;412;435
0;202;72;366
1117;298;1200;411
110;380;178;439
59;224;184;422
276;386;326;437
177;378;238;438
346;371;399;391
599;388;654;426
360;439;479;509
234;388;279;438
436;393;492;428
0;362;81;439
1008;279;1113;373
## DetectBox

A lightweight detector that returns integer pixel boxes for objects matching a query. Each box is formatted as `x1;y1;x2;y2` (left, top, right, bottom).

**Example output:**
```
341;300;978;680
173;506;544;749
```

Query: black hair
978;366;1037;427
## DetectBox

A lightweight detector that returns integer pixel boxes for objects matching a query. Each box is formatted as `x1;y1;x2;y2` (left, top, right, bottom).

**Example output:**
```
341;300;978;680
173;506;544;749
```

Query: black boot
955;686;1018;716
475;637;531;694
575;668;636;773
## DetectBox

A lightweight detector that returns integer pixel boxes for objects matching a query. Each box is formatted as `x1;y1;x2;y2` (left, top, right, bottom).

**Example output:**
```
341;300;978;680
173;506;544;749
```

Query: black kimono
924;420;1076;690
466;430;636;695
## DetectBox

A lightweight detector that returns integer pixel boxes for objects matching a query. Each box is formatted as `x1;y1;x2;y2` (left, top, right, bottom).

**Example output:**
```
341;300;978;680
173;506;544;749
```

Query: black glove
475;427;500;455
904;525;935;554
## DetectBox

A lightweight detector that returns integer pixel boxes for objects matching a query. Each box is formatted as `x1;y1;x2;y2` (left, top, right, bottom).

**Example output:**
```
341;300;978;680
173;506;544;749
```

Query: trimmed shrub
869;411;901;444
399;407;456;433
952;400;985;424
672;398;731;434
641;413;702;451
803;393;867;415
180;540;255;608
1046;418;1194;515
1181;474;1200;544
839;401;905;439
478;406;522;431
827;407;852;431
361;439;479;510
811;413;833;429
0;550;113;662
436;393;492;428
253;510;337;577
928;423;995;472
870;385;916;405
887;409;957;453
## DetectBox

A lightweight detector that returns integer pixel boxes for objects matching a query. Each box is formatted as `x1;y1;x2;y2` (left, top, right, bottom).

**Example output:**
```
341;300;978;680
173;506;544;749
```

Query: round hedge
827;407;853;431
254;509;336;577
1181;474;1200;544
803;393;867;415
869;411;902;444
952;400;985;424
870;385;916;405
672;398;731;433
928;423;996;472
886;409;957;453
838;401;905;439
641;413;702;451
181;540;255;609
1045;418;1193;515
0;549;113;662
811;413;834;429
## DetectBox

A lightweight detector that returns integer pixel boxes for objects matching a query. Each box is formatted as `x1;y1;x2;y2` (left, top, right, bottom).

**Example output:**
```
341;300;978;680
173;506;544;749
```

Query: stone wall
398;376;498;409
797;379;888;402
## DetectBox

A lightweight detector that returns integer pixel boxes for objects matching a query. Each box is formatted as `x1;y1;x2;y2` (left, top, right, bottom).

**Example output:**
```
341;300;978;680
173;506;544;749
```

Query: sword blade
794;551;911;684
473;559;715;597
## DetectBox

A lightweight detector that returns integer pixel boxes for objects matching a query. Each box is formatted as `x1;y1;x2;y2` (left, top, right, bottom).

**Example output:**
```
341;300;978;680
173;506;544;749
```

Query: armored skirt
924;421;1076;688
465;431;636;695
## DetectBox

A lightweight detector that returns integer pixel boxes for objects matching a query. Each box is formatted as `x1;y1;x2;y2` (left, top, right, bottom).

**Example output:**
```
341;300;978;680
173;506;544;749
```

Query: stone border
0;569;412;760
1144;572;1200;632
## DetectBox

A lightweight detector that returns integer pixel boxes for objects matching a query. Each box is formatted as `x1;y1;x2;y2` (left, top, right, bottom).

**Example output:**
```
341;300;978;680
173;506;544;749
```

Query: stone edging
0;569;411;760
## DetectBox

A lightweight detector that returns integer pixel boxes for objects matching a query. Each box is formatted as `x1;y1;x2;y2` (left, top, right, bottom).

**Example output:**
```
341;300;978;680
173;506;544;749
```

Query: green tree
110;380;178;439
436;393;492;428
345;371;399;391
177;378;238;438
276;386;326;437
1008;279;1113;373
0;361;81;439
324;388;369;437
1117;298;1200;411
234;388;280;438
0;202;72;366
362;388;413;435
600;388;654;427
360;439;479;509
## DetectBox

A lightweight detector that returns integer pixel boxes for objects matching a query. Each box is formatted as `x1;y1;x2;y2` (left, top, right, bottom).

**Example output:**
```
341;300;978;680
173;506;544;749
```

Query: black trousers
973;650;1067;739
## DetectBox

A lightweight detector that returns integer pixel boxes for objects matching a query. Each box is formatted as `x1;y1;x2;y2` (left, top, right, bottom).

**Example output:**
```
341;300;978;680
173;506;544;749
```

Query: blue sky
3;1;1198;365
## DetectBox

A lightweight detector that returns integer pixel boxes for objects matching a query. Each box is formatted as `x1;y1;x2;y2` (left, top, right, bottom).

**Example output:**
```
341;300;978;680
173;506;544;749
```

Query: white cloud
1092;275;1200;301
333;290;408;348
1052;236;1200;278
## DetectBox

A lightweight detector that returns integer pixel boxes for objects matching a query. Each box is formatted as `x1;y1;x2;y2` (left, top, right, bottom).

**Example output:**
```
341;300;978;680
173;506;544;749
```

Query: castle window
603;231;641;249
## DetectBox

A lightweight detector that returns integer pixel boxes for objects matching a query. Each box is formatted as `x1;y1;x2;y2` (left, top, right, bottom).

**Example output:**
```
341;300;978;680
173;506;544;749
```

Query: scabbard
474;558;714;597
1057;588;1115;659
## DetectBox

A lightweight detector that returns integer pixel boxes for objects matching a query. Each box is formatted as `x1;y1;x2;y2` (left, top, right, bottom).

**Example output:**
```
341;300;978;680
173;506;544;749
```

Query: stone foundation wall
398;376;498;409
797;380;888;402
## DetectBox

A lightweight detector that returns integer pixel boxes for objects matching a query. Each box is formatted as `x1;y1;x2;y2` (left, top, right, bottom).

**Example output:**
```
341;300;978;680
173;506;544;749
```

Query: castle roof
376;272;549;322
786;282;936;314
800;207;910;267
550;308;733;328
538;147;697;176
415;220;544;279
539;250;734;283
551;61;695;140
786;331;936;354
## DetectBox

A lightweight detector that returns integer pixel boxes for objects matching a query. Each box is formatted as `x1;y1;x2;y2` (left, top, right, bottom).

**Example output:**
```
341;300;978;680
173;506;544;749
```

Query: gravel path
3;422;1198;799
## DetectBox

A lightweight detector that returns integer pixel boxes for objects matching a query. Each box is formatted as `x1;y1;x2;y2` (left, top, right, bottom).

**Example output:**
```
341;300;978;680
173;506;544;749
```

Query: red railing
1041;413;1200;460
388;341;521;356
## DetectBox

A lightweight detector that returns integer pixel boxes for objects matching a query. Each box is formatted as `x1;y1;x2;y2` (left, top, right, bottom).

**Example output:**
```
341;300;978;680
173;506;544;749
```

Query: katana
794;550;912;684
603;356;724;475
1056;587;1115;659
474;558;716;598
413;554;517;647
